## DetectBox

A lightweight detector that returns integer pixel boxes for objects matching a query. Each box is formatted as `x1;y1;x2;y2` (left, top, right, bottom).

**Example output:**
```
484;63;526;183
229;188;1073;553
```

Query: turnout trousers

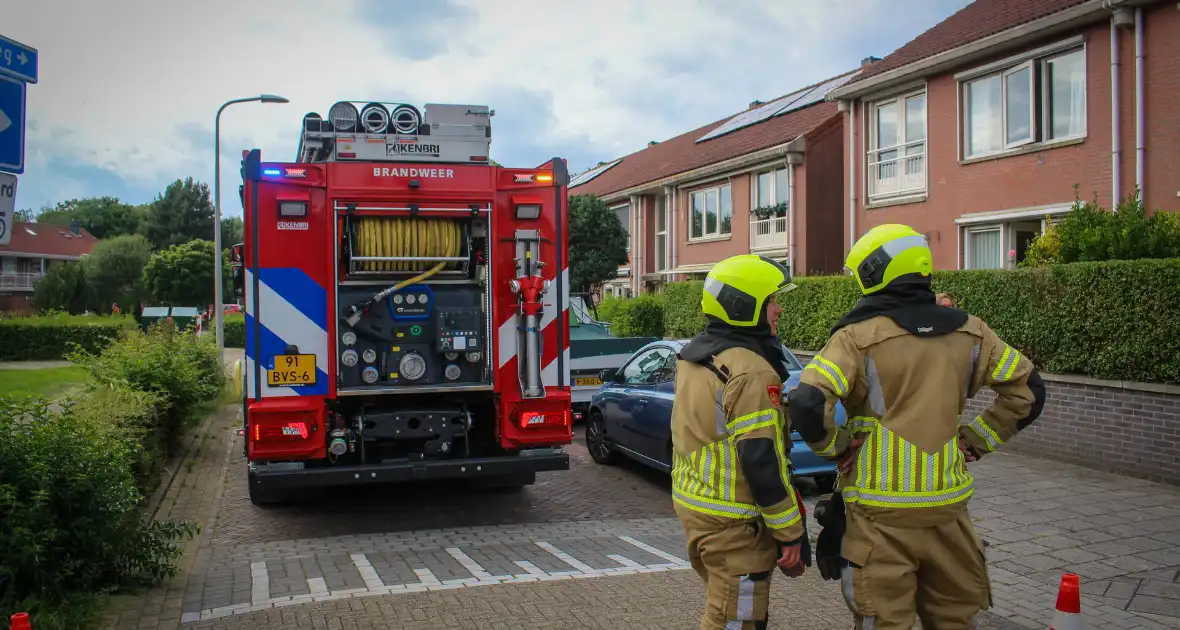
679;508;779;630
839;508;992;630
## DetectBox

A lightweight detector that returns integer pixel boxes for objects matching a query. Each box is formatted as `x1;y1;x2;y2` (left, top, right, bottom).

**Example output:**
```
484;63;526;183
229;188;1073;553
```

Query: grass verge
0;366;90;400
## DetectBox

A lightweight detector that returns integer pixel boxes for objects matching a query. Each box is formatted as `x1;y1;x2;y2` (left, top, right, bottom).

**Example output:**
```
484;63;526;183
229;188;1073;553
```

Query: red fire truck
231;101;572;505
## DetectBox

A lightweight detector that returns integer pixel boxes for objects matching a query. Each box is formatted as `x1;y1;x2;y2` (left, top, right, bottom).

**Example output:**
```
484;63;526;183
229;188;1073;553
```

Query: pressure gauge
362;348;377;363
342;331;357;346
393;294;404;305
399;352;427;381
404;294;416;304
341;349;358;367
445;352;459;361
465;351;482;364
444;364;461;381
361;366;379;384
416;293;428;304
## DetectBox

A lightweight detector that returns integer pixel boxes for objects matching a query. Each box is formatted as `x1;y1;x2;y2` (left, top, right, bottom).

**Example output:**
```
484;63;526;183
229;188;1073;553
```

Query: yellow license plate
267;354;317;387
573;376;602;387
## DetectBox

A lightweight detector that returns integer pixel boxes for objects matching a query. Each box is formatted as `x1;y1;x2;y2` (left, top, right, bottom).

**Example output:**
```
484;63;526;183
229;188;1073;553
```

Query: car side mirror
599;368;618;383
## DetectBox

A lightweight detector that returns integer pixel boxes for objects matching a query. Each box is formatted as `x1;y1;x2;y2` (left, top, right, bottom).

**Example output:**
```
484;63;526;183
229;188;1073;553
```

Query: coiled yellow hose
352;216;464;294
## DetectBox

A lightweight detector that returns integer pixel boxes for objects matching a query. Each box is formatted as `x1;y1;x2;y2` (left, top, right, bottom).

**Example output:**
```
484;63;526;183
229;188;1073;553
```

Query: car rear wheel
586;411;616;465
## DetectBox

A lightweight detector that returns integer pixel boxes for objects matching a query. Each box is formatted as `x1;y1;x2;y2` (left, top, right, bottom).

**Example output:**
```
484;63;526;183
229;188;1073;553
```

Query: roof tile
0;222;100;258
850;0;1090;84
570;71;856;199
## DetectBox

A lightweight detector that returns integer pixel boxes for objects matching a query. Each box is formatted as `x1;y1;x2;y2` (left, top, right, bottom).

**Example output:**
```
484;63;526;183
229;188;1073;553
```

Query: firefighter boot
839;509;990;630
683;514;779;630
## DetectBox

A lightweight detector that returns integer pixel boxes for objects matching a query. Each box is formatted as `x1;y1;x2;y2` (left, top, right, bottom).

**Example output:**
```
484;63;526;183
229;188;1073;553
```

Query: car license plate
267;354;317;387
573;376;602;387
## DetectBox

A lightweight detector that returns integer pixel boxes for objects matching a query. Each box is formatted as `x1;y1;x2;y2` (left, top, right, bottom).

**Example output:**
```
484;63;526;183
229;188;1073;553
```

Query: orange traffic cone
10;612;30;630
1050;573;1082;630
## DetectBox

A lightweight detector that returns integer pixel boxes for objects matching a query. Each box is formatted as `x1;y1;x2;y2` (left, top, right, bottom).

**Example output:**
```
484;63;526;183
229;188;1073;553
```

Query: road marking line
307;577;328;596
350;553;385;589
512;559;548;578
618;535;689;565
446;547;494;581
607;554;644;569
412;567;440;586
250;561;269;605
536;541;596;573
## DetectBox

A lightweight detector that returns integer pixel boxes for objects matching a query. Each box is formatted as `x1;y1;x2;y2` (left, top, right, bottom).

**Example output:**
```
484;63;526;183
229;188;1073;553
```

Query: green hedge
0;314;137;361
224;313;245;348
607;294;666;338
659;259;1180;384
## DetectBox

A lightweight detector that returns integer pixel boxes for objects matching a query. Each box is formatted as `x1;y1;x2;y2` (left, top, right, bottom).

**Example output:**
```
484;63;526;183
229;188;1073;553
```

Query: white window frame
753;167;789;214
959;40;1087;161
963;225;1005;270
689;183;732;241
612;203;630;252
866;87;928;201
654;195;668;272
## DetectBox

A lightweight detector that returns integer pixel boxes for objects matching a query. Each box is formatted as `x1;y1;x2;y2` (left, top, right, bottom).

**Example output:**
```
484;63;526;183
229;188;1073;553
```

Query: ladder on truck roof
296;101;494;165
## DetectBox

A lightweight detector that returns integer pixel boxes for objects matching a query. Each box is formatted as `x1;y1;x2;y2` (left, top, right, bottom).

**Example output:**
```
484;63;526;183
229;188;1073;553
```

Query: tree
86;234;154;313
33;261;91;314
13;208;34;222
568;194;629;293
221;216;244;248
143;178;215;251
33;196;143;239
142;239;230;307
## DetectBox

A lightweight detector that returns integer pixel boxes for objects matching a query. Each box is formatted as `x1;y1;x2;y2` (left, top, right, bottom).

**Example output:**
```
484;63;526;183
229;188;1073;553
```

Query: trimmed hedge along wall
0;314;138;361
655;259;1180;385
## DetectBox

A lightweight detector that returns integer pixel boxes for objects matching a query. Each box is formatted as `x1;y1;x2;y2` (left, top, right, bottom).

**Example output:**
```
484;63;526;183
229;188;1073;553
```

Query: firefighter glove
813;492;847;581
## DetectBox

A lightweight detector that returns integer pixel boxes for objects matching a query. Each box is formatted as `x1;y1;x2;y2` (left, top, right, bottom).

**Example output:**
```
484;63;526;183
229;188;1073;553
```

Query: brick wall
791;350;1180;486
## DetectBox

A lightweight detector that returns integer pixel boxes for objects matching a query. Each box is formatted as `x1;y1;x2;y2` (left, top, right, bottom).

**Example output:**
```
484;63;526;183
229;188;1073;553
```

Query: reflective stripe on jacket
671;346;805;542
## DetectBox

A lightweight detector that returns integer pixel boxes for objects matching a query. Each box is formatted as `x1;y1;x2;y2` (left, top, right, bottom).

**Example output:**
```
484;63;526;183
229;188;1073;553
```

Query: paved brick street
102;396;1180;629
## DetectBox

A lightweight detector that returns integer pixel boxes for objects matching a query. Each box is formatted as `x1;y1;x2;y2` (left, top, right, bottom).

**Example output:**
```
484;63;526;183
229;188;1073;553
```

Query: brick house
828;0;1180;270
569;69;861;297
0;220;99;314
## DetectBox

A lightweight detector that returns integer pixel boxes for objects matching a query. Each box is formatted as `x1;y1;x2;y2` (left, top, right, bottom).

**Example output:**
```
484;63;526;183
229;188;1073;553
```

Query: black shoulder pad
787;383;827;443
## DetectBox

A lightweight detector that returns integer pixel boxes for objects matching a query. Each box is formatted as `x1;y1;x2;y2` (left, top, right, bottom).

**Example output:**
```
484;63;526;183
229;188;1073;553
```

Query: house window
613;203;630;252
868;89;927;200
655;195;667;272
964;220;1046;270
751;168;789;252
689;183;732;240
966;228;1004;270
963;47;1086;159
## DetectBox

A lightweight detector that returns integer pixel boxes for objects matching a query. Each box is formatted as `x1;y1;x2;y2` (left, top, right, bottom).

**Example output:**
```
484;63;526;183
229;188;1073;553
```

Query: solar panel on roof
568;159;621;188
695;71;862;144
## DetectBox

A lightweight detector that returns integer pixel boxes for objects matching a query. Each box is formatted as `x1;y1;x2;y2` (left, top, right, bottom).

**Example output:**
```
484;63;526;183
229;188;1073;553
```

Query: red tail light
255;421;310;441
519;410;569;430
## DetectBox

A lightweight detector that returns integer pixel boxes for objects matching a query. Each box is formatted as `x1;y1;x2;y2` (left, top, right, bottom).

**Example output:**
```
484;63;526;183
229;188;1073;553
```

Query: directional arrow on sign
0;109;9;134
17;52;27;66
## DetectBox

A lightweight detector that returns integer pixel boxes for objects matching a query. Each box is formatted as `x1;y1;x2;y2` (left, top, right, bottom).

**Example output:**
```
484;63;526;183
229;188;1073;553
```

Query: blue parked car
586;340;847;492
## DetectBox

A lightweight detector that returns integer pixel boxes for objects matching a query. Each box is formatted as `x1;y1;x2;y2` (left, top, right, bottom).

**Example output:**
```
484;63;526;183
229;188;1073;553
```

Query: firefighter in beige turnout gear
787;224;1047;629
671;255;811;630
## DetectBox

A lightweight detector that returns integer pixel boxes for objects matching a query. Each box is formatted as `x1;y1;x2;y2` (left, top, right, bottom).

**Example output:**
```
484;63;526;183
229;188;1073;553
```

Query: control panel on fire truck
337;283;488;389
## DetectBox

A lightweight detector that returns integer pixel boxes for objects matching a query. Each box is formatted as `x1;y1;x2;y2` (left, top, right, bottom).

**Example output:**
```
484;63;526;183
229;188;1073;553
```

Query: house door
1009;221;1041;267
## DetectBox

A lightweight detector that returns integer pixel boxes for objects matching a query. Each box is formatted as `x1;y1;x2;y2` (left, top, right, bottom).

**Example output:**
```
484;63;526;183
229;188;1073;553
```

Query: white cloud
7;0;965;215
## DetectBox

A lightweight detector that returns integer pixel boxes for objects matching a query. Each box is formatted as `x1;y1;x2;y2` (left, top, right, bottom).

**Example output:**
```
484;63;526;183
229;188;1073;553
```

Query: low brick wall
791;350;1180;486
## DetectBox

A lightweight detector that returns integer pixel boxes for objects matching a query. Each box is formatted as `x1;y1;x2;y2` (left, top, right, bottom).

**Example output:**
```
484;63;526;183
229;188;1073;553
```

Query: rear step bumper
249;449;569;489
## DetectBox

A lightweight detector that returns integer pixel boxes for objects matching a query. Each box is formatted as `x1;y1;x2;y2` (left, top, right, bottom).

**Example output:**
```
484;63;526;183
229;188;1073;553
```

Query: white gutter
828;0;1129;101
1135;6;1145;200
595;140;799;204
1110;13;1121;206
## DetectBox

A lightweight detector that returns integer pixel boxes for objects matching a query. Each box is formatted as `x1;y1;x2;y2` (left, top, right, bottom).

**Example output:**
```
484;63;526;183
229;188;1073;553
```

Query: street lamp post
214;94;289;358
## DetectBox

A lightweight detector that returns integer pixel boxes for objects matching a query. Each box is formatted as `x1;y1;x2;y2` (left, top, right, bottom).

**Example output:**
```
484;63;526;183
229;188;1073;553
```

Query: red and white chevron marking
495;266;570;391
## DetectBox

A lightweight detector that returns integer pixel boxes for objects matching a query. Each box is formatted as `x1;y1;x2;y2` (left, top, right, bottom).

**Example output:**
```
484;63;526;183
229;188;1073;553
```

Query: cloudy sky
8;0;970;218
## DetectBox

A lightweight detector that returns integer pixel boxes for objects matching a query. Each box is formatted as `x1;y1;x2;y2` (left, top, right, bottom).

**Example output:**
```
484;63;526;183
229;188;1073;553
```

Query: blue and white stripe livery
244;267;330;398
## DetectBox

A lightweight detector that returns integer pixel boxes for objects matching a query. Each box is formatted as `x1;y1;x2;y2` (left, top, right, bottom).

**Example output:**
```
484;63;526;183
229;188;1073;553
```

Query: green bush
662;281;707;338
0;397;198;628
660;259;1180;384
595;296;625;325
224;313;245;348
609;294;666;338
1023;190;1180;266
71;321;225;451
65;383;164;493
0;313;137;361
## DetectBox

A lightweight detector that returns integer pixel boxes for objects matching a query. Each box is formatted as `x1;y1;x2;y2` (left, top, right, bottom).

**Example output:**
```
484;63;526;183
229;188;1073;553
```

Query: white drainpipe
1135;6;1145;201
670;185;679;279
788;162;797;275
848;101;857;253
1110;14;1121;206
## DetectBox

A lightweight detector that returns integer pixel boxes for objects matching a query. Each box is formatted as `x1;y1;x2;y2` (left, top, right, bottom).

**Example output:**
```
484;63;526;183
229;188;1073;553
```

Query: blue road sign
0;74;26;174
0;35;37;84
